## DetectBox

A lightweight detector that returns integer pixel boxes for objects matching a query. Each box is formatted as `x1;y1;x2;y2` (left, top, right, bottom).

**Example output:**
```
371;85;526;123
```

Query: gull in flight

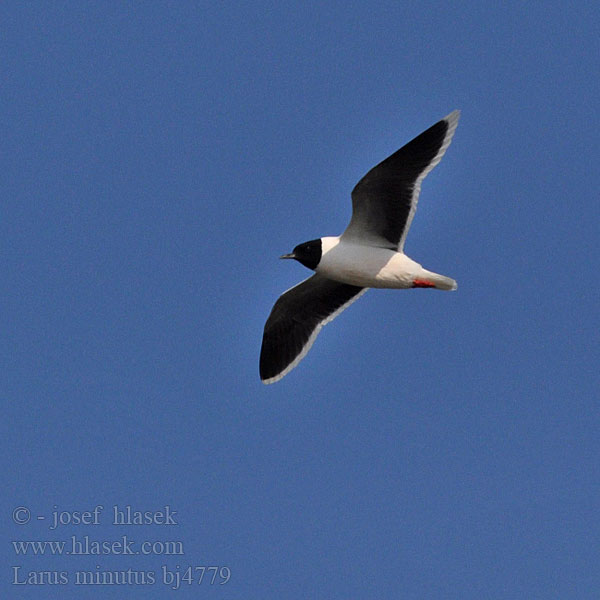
260;111;460;384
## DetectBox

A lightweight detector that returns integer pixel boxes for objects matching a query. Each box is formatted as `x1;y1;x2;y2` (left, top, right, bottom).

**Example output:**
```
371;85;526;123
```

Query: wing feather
342;110;460;251
260;274;366;384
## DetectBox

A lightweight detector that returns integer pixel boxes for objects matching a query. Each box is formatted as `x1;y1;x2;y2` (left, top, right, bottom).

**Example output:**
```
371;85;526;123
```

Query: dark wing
342;110;459;251
260;274;366;384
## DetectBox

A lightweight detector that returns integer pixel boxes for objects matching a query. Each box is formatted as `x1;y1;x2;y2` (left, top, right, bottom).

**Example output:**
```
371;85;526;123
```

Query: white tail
421;269;457;291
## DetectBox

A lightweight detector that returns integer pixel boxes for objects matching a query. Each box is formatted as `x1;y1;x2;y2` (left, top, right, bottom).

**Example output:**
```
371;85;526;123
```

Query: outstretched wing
342;110;460;251
260;274;366;384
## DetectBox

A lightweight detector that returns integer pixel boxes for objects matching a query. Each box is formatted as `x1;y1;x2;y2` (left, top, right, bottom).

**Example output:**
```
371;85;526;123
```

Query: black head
280;238;322;270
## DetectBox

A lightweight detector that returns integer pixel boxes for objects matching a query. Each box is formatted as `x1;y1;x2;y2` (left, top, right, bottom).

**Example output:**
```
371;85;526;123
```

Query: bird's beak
279;253;295;260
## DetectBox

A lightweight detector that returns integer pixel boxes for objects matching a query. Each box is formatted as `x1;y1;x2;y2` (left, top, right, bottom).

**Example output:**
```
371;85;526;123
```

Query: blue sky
2;2;599;598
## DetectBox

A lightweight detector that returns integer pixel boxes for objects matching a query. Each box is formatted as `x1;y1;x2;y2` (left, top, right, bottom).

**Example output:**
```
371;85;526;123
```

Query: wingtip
260;361;285;385
444;109;460;124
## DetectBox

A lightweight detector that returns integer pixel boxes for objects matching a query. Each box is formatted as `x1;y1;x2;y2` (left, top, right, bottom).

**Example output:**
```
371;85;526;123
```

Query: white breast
316;236;423;289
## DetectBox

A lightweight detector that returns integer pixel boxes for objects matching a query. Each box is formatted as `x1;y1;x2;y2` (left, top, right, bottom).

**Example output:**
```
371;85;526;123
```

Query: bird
260;110;460;384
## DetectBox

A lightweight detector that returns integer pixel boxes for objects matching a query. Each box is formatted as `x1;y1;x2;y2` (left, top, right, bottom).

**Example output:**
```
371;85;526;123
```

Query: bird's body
260;110;461;384
316;236;457;290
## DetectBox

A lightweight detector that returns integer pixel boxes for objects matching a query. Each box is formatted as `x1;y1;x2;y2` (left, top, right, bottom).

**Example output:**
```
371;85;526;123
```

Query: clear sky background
2;2;599;598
